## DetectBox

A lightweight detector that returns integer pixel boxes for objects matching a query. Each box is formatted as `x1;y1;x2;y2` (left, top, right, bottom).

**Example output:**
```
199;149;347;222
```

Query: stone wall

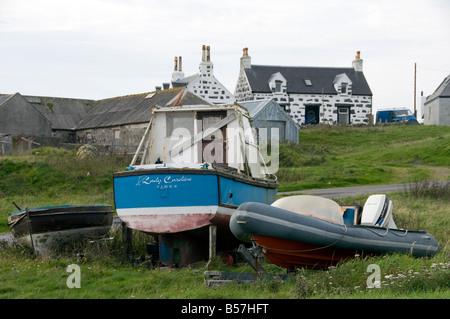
76;123;147;154
240;90;372;125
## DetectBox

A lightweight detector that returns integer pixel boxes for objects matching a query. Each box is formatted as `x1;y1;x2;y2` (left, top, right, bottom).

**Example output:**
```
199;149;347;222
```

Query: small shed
424;75;450;126
238;99;300;144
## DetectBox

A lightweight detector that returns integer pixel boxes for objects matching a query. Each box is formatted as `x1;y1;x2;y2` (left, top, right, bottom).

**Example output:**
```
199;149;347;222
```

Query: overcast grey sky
1;0;449;115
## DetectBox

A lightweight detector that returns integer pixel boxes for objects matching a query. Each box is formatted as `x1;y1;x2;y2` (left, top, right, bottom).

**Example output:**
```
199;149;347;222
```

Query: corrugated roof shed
23;95;94;130
0;93;94;130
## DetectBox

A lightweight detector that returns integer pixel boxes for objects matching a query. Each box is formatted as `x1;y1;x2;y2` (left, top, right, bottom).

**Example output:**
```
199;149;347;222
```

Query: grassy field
277;124;450;191
0;124;449;299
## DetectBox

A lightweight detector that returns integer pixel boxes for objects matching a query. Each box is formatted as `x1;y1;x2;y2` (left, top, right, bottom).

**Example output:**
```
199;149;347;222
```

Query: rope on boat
362;226;408;237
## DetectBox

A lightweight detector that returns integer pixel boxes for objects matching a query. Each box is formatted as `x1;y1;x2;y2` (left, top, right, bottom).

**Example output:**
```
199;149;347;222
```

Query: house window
341;83;348;94
304;79;312;86
275;80;282;92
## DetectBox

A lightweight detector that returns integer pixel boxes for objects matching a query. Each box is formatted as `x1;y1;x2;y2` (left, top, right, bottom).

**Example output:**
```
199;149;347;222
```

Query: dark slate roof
76;88;210;130
426;75;450;103
244;65;372;96
0;93;94;130
23;95;94;130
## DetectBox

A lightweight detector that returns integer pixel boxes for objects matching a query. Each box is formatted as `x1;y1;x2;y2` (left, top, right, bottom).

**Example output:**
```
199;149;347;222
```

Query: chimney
240;47;251;69
171;56;184;82
202;45;206;62
199;44;213;77
352;50;363;72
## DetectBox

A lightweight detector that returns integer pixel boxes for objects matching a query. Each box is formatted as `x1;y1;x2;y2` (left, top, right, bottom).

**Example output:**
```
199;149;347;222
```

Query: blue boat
113;103;278;265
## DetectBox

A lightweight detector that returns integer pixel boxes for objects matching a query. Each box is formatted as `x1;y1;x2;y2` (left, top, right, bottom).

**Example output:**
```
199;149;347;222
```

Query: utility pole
414;63;417;117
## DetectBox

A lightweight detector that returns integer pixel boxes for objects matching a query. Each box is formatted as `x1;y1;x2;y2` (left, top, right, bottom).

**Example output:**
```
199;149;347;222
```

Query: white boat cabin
130;103;271;179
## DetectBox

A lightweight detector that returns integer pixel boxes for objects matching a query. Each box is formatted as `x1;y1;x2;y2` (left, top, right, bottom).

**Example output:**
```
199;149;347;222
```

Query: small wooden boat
230;195;440;269
8;204;113;255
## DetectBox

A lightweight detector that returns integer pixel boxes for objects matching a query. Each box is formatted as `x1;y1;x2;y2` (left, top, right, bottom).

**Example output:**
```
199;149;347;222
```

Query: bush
76;145;100;159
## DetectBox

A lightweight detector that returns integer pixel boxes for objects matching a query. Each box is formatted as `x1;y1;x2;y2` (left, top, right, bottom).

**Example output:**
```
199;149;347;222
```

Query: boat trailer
203;244;291;287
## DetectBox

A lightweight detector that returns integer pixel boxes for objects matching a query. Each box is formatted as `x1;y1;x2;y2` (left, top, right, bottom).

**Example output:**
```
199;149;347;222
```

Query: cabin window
166;112;194;137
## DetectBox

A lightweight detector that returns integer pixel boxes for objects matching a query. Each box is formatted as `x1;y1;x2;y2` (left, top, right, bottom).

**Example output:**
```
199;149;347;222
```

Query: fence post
209;225;217;260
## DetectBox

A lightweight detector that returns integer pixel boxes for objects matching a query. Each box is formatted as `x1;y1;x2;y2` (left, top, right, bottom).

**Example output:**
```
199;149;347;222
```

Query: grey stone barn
238;99;300;144
0;92;93;154
424;75;450;126
75;87;210;154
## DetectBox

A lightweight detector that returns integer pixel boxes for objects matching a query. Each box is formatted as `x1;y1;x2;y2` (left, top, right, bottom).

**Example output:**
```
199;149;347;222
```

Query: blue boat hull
113;166;278;235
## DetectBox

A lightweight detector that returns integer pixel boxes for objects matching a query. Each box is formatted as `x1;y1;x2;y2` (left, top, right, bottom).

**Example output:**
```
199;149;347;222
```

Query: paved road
278;180;449;199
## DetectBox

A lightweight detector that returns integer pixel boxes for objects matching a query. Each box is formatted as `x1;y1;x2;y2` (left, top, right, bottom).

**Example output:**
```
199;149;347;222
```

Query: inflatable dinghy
230;195;440;269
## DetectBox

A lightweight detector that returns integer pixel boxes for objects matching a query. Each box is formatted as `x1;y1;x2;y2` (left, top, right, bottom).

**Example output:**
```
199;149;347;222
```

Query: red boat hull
252;235;361;269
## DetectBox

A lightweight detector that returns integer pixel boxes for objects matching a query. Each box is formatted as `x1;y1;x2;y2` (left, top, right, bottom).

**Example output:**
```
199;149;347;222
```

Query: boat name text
136;175;192;186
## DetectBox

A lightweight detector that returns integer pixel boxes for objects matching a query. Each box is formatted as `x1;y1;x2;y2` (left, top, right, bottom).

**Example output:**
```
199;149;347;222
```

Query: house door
338;107;350;125
305;105;320;125
197;111;227;165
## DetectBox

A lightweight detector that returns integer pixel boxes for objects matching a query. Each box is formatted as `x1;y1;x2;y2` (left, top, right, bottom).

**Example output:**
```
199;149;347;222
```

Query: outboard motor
361;194;397;229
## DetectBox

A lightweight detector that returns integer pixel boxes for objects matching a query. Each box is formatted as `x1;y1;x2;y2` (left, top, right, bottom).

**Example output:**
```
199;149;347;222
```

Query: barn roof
76;87;210;130
0;93;94;130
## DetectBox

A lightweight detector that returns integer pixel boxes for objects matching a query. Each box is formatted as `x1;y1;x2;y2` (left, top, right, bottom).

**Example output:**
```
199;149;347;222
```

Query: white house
235;48;373;125
169;45;235;105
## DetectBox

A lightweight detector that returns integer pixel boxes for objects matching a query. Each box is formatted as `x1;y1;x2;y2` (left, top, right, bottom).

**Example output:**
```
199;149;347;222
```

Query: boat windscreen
271;195;343;224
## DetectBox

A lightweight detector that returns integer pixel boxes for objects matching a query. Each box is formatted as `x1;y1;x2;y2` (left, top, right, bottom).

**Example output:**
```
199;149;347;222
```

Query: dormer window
269;72;287;94
333;73;352;96
275;80;282;92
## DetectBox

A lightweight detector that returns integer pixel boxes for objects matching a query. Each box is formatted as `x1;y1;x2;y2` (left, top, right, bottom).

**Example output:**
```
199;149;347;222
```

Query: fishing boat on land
230;195;440;269
8;204;113;255
113;103;278;266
